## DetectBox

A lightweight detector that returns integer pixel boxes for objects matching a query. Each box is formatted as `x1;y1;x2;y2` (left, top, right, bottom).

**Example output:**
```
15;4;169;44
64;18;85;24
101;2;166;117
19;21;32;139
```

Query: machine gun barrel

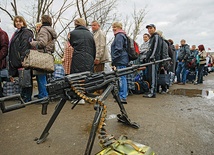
46;58;171;96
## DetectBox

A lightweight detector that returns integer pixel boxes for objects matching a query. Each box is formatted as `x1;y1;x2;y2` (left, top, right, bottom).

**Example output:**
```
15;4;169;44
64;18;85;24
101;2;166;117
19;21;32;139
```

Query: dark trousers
21;87;33;102
149;64;158;95
197;64;204;83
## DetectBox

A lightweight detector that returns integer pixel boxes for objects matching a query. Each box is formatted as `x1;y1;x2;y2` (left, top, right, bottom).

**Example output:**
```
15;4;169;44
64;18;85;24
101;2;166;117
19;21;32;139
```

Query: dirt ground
0;73;214;155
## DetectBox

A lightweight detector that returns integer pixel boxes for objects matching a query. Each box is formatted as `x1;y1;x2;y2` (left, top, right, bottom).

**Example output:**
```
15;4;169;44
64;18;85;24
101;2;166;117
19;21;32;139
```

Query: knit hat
74;18;86;27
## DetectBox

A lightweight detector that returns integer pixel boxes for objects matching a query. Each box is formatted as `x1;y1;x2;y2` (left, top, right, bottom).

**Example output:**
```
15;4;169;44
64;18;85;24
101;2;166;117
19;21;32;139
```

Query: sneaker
121;99;127;104
143;93;156;98
178;82;185;85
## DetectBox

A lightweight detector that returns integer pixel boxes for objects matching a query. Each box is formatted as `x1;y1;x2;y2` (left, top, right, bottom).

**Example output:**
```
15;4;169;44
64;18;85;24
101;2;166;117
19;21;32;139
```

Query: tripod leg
84;84;114;155
111;86;140;129
36;98;67;144
85;103;103;155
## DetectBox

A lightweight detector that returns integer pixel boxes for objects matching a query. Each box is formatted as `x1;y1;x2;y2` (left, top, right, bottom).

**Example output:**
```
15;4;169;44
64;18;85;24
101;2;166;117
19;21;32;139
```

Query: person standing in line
111;22;129;103
30;15;57;99
62;34;73;75
195;44;206;84
91;20;109;73
9;16;34;102
0;19;9;97
143;24;163;98
69;18;96;104
175;39;190;85
139;33;150;83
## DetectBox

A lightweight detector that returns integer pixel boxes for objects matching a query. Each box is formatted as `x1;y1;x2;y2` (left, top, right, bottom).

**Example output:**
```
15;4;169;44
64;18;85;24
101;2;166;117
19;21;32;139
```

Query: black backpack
133;73;149;94
161;39;170;59
125;36;140;61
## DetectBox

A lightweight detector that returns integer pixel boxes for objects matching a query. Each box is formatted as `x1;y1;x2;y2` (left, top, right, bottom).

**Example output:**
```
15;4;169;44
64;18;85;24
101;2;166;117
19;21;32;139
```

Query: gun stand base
117;114;140;129
36;132;49;144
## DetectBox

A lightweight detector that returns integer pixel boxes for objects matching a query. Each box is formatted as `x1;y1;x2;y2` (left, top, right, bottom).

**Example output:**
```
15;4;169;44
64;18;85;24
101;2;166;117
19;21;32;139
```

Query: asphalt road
0;73;214;155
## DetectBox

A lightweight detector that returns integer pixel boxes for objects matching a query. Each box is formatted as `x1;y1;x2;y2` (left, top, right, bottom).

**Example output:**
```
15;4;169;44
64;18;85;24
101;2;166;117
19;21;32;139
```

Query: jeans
176;62;187;83
197;65;204;83
36;74;48;99
116;66;127;100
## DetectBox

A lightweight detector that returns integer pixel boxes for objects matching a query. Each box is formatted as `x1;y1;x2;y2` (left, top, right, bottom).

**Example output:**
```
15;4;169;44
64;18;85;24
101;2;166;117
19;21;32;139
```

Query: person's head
35;22;42;32
112;22;123;33
198;44;205;52
146;24;156;35
180;39;186;46
74;18;86;27
191;45;196;50
175;44;179;50
168;39;174;45
143;33;150;42
13;16;27;29
91;20;100;32
41;15;52;26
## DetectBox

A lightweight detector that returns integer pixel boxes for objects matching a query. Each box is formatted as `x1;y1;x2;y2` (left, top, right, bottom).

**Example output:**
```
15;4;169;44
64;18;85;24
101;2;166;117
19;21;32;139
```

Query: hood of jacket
41;26;57;39
114;30;126;36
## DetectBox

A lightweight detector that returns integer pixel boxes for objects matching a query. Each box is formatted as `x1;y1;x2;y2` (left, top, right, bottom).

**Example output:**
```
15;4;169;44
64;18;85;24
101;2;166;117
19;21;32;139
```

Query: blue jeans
176;62;187;83
36;74;48;99
116;66;127;100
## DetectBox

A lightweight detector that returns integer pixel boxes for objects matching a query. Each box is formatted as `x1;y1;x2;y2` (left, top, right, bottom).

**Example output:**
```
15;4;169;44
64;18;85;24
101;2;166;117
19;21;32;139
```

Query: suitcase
157;74;170;85
187;71;196;83
3;79;21;96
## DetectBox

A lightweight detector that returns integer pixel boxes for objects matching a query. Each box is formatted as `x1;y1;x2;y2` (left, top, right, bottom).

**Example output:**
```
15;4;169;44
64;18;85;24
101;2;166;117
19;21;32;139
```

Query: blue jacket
111;32;129;66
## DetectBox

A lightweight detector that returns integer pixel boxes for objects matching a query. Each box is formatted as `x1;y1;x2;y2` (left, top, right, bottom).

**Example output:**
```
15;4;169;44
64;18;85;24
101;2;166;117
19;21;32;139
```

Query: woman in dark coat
69;18;96;73
9;16;33;102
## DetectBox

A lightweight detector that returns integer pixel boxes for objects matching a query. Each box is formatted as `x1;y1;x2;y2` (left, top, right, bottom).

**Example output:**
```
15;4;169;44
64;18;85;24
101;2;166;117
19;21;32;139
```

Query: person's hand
182;59;184;62
94;59;100;65
112;66;116;71
10;76;14;82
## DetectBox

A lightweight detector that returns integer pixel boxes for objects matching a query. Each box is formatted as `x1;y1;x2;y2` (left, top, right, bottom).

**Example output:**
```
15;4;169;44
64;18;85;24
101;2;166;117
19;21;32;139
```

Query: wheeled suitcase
187;71;196;83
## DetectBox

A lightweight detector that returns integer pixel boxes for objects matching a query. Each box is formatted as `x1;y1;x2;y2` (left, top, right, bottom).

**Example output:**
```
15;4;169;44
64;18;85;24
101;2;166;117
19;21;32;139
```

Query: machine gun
0;58;170;155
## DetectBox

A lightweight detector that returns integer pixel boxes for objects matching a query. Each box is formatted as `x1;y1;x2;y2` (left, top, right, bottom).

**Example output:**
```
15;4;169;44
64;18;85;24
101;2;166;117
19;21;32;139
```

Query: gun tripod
36;82;139;155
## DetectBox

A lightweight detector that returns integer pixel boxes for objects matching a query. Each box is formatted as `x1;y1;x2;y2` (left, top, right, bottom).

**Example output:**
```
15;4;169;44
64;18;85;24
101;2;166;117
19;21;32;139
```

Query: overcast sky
119;0;214;51
1;0;214;51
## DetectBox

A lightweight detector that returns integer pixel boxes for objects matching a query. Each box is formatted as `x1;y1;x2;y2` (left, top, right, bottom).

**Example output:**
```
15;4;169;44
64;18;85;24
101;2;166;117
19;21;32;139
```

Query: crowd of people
0;16;213;104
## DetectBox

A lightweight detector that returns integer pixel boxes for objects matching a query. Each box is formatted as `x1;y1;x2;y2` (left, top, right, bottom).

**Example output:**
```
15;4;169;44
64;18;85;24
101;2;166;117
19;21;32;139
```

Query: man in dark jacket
144;24;163;98
175;39;190;85
0;22;9;97
69;18;96;74
111;22;129;103
69;18;96;104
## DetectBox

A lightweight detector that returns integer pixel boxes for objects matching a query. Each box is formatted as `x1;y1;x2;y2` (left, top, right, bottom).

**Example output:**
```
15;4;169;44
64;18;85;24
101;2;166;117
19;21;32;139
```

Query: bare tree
0;0;147;57
123;6;147;40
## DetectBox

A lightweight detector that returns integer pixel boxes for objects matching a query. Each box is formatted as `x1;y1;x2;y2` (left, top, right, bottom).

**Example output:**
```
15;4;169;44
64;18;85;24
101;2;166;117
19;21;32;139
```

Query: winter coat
147;32;163;61
30;25;57;75
0;28;9;69
93;28;109;63
111;32;129;66
198;50;207;65
177;44;190;62
69;25;96;73
62;42;73;75
9;27;33;77
30;26;57;53
139;41;149;62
